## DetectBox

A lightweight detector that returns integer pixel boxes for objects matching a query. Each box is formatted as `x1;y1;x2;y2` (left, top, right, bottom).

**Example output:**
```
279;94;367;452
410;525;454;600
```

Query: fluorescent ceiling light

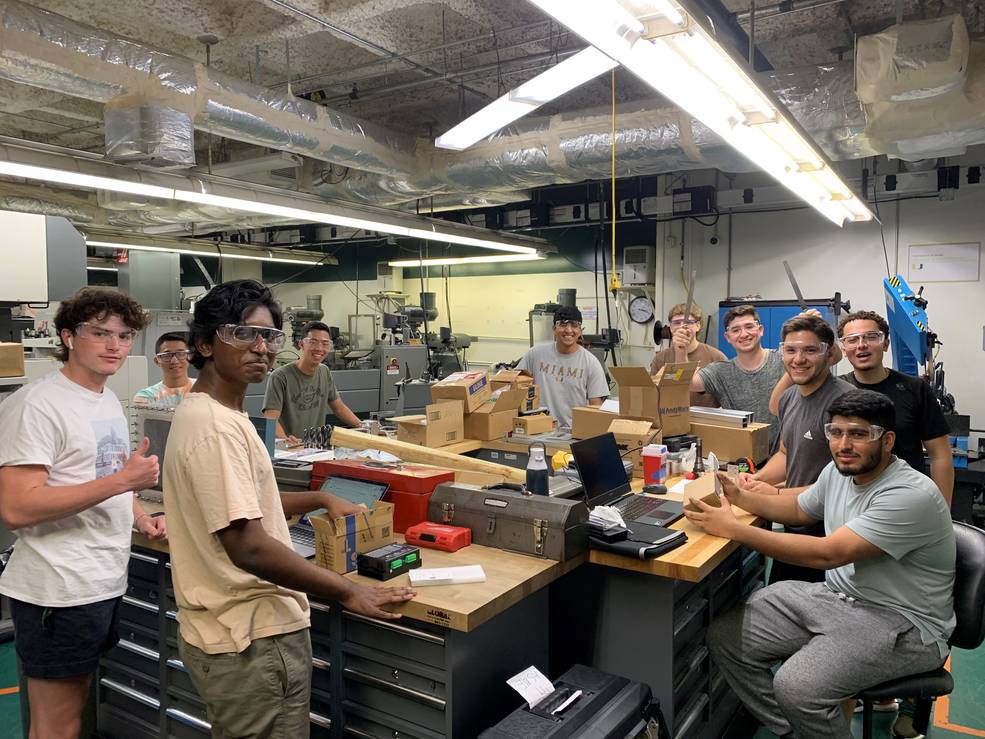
86;239;328;265
435;47;617;151
86;265;119;272
389;253;546;267
0;157;544;255
527;0;875;226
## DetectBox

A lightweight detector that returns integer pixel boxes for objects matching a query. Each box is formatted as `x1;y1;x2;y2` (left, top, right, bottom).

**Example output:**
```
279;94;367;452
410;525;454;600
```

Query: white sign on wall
907;242;980;283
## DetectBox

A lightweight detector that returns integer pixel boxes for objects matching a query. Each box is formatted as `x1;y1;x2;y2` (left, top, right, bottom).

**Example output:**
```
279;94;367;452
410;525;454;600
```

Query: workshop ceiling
2;0;980;156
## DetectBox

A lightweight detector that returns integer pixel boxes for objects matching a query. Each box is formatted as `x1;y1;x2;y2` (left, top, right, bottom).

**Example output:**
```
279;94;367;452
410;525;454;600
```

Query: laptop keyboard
616;495;667;520
290;525;315;549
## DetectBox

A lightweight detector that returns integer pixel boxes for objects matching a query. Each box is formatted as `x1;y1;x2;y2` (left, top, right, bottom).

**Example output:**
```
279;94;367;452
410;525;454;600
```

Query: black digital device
357;543;422;581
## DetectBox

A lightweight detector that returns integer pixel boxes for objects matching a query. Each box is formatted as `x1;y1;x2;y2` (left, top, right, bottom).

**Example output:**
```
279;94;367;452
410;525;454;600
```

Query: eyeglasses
302;338;332;349
155;350;191;362
669;318;699;328
725;321;761;336
216;324;287;352
75;322;138;345
823;423;887;442
779;341;828;358
840;331;884;347
555;320;582;330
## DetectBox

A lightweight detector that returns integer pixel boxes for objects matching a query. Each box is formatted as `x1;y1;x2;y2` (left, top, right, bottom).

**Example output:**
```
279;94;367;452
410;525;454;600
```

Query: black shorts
10;596;122;679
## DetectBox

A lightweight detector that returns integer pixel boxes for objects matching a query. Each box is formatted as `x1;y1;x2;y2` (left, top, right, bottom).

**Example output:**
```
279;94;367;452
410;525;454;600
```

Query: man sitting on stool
685;389;955;739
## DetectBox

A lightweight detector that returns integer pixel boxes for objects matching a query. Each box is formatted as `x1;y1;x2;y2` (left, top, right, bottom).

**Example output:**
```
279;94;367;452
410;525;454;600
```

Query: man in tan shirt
649;301;726;407
164;279;414;737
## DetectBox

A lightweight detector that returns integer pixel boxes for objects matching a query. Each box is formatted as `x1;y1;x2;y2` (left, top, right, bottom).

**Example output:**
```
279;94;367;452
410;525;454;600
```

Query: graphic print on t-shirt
538;360;584;383
92;418;130;479
291;384;323;411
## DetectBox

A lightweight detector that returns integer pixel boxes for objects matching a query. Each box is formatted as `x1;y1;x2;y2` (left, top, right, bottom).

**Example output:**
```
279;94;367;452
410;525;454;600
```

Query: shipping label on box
0;342;25;378
310;501;395;574
690;421;770;464
610;363;696;437
432;371;491;413
393;401;464;448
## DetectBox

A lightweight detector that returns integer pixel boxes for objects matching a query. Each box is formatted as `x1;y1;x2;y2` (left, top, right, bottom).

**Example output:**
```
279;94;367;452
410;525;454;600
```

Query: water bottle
526;441;549;495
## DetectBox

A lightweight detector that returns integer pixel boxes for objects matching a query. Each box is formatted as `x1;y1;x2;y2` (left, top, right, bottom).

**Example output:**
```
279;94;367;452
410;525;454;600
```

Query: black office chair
855;521;985;739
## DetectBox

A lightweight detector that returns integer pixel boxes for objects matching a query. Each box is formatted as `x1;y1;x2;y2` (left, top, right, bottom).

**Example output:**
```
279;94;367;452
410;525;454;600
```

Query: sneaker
892;712;925;739
854;698;899;713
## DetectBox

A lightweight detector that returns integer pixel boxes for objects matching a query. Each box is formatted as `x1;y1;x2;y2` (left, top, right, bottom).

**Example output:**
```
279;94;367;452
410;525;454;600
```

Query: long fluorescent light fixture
86;239;329;265
526;0;874;227
389;253;546;267
0;159;542;254
435;47;618;151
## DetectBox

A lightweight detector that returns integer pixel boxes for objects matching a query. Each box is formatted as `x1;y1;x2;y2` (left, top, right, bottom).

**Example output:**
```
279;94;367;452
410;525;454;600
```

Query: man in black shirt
836;310;953;504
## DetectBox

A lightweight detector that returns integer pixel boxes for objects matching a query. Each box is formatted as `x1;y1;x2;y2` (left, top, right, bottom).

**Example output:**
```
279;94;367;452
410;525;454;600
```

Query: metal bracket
487;515;497;535
440;502;454;524
533;518;547;556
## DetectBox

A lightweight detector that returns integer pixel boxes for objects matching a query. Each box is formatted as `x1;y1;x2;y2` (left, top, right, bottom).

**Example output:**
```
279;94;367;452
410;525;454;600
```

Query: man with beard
264;320;362;445
685;389;955;739
747;314;853;583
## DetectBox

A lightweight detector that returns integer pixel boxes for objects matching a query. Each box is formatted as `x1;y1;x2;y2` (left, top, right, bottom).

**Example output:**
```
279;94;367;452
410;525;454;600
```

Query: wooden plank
344;537;580;631
331;427;526;482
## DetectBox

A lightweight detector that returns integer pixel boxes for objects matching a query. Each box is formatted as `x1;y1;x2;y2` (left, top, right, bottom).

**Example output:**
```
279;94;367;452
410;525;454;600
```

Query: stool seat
856;667;953;703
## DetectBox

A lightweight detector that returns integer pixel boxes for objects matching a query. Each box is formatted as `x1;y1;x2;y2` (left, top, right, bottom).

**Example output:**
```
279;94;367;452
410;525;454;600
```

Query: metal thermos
526;441;549;495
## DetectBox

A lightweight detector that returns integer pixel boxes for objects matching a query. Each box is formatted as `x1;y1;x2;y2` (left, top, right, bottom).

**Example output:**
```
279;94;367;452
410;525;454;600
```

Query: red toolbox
310;459;455;533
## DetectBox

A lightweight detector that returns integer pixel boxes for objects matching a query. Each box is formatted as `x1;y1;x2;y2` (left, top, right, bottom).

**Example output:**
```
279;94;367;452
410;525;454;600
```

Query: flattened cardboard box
431;371;491;413
489;368;534;392
310;501;394;574
464;388;523;440
392;401;464;448
0;342;25;378
609;363;696;437
690;421;770;464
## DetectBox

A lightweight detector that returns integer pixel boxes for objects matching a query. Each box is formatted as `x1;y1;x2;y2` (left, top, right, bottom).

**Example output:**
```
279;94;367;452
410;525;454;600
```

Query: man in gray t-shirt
515;306;609;429
685;388;955;739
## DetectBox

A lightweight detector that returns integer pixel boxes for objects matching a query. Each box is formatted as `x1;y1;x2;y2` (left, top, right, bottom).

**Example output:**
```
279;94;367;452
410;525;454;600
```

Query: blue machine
883;275;937;376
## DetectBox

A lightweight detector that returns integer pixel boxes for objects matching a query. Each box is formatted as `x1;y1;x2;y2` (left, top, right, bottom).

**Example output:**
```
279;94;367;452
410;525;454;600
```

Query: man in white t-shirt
515;306;609;428
0;287;164;739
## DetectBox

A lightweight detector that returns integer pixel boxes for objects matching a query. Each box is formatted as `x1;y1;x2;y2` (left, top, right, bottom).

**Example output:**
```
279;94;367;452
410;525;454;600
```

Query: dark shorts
10;596;122;679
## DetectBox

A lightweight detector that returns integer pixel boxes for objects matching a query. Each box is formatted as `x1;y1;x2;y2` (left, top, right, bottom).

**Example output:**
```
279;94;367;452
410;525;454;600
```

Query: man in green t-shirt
263;322;362;444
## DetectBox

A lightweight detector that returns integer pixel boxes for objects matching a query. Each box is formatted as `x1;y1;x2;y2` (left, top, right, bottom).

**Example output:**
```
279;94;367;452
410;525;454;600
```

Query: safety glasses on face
554;320;582;330
779;341;828;358
216;324;287;352
669;318;699;328
840;331;884;347
823;423;887;442
725;321;760;336
155;350;191;362
301;338;332;349
75;322;138;345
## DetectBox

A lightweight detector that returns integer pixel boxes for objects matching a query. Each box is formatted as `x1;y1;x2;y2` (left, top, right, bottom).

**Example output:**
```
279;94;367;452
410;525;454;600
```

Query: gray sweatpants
708;581;946;739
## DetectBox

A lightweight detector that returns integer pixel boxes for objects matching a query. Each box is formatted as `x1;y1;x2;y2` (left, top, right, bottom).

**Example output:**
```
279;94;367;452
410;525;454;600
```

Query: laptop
569;433;683;527
289;476;389;558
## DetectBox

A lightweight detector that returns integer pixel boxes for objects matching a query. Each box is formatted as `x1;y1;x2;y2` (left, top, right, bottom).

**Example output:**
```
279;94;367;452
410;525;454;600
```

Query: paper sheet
600;398;621;413
507;666;555;709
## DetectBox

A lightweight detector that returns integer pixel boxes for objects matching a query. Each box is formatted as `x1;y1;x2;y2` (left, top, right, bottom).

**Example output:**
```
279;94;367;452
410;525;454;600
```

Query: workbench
91;438;763;739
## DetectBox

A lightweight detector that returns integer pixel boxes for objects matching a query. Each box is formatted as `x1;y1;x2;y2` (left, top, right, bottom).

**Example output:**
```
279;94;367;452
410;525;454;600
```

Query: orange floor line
0;686;19;695
934;656;985;737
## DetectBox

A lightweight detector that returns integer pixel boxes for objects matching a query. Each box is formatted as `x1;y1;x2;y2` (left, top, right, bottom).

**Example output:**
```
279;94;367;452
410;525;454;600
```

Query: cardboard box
489;368;534;392
690;421;770;464
393;401;464;448
609;418;659;479
681;473;719;512
0;342;25;378
520;385;542;413
570;406;653;439
513;414;557;435
609;363;696;437
431;371;491;413
464;388;522;440
310;501;395;574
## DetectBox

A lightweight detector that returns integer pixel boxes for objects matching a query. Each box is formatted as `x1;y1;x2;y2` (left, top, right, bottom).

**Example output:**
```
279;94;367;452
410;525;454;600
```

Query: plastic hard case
479;664;667;739
428;483;588;561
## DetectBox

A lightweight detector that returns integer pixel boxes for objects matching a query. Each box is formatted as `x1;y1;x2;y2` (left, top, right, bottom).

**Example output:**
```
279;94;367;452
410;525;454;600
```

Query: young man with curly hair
0;287;165;739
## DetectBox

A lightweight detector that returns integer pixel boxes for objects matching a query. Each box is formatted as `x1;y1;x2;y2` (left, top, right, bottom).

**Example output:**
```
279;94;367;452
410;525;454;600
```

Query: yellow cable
610;68;620;293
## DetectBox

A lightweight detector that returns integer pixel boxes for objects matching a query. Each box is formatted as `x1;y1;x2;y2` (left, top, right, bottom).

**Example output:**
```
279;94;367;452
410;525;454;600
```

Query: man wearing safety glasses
0;288;165;739
163;280;414;738
748;314;853;584
686;389;955;739
837;311;953;505
263;320;362;446
648;301;725;407
133;332;195;409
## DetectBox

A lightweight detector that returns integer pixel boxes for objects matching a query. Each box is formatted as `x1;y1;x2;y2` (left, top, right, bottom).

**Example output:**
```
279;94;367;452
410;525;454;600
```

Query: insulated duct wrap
103;99;196;168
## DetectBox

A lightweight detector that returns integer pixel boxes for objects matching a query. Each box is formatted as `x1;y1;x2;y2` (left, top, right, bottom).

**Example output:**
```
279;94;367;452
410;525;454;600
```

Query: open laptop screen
569;433;632;507
318;475;388;509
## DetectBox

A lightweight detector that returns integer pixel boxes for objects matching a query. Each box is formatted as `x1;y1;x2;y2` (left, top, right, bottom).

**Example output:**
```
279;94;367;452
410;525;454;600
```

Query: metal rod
734;0;847;24
749;0;756;66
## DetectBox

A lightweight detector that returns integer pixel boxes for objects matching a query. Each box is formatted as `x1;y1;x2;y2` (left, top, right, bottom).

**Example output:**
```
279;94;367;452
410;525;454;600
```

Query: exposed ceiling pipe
734;0;849;24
